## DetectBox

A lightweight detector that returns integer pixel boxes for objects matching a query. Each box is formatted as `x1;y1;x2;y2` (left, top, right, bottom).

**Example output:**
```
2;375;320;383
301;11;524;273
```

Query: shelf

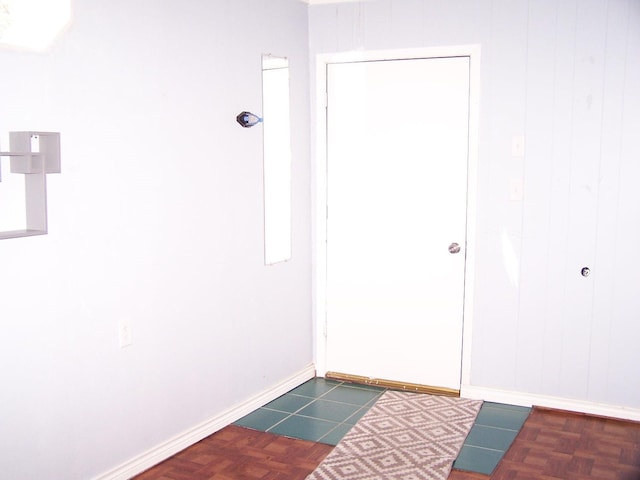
0;131;61;240
0;229;46;240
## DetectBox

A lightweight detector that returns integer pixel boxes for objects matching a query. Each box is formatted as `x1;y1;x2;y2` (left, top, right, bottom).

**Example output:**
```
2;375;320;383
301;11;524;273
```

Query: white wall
0;1;311;479
309;0;640;411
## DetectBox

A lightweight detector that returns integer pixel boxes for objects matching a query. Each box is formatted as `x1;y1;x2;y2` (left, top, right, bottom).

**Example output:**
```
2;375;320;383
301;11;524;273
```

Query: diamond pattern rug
306;390;482;480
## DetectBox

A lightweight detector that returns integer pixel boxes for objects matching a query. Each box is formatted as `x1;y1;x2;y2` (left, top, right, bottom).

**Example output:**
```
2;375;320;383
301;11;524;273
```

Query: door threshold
326;371;460;397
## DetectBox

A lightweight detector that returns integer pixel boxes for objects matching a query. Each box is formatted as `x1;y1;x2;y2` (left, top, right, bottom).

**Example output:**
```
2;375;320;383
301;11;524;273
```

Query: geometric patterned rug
306;390;483;480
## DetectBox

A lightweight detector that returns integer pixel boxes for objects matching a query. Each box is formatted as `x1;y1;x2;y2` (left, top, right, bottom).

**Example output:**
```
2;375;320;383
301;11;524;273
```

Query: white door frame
313;45;481;391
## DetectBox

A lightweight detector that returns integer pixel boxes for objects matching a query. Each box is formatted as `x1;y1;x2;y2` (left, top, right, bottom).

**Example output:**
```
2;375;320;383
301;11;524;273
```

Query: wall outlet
118;319;133;348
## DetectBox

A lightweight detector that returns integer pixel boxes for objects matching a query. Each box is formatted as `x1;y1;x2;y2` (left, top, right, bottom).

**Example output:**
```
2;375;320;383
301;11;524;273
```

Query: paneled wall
309;0;640;410
0;1;310;479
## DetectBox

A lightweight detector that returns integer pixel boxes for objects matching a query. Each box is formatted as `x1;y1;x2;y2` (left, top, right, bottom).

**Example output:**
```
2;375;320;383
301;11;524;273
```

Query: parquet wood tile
134;425;333;480
135;407;640;480
451;407;640;480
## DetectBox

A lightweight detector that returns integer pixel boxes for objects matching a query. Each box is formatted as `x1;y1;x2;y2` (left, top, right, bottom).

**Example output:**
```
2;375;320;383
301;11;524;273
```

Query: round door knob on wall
581;267;591;277
448;242;461;254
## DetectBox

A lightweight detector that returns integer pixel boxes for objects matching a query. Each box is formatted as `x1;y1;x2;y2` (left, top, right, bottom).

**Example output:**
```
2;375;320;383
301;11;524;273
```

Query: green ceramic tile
322;386;382;406
263;393;314;413
268;415;338;442
365;392;386;407
464;424;519;451
234;408;289;431
475;405;530;430
341;382;386;392
289;378;341;398
483;402;532;414
453;445;503;475
344;405;375;425
318;423;353;445
298;399;361;422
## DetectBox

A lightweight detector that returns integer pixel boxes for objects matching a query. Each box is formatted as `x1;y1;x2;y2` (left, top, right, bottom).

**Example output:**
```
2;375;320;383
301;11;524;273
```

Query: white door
325;56;470;391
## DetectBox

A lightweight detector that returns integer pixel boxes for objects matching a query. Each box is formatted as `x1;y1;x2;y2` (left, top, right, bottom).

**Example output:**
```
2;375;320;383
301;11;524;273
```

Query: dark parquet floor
134;425;333;480
136;407;640;480
450;407;640;480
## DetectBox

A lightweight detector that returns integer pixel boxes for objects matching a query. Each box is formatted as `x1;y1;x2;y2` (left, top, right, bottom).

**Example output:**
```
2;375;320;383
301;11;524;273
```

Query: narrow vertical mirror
262;54;292;265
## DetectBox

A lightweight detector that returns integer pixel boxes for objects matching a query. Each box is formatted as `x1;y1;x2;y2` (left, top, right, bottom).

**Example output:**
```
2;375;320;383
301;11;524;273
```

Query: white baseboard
93;364;316;480
462;384;640;421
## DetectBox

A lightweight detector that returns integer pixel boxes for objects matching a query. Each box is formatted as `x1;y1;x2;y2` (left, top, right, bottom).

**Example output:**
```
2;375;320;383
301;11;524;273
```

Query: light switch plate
512;135;525;157
509;179;524;201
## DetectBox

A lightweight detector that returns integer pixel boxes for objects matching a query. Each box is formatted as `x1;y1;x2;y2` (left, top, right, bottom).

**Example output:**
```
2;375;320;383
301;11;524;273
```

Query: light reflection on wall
0;0;70;51
501;228;520;287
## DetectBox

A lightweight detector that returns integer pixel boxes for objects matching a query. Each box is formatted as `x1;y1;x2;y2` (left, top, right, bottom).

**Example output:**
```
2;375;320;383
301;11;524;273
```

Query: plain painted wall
0;1;310;478
309;0;640;409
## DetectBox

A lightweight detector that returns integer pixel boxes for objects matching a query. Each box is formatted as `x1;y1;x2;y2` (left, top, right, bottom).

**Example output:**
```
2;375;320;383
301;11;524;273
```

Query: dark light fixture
236;111;263;128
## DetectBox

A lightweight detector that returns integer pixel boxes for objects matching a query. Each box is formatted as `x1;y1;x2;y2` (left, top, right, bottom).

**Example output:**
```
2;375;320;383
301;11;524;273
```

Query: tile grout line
316;387;388;444
265;398;321;433
316;421;348;444
265;381;352;435
292;385;385;424
289;392;381;408
472;423;524;433
247;380;527;460
461;444;507;454
267;381;388;444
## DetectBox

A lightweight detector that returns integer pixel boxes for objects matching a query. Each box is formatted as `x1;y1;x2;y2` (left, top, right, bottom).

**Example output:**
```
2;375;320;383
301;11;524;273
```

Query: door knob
448;242;461;254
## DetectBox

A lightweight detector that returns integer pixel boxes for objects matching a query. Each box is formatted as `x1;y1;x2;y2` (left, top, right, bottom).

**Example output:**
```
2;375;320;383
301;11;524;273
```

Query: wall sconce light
236;111;263;128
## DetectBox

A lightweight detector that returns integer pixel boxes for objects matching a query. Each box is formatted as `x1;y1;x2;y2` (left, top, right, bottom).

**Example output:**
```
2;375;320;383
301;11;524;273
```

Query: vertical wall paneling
390;0;424;48
587;0;629;404
0;2;311;479
472;0;530;390
309;0;640;413
606;0;640;407
361;0;393;49
559;0;608;400
541;0;578;396
515;0;558;394
335;4;359;52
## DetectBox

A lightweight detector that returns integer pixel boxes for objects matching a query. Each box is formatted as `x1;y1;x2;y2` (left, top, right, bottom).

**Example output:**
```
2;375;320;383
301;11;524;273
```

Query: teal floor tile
453;445;503;475
263;393;314;413
268;415;339;442
288;378;341;398
483;402;531;414
464;424;520;451
318;423;353;445
344;405;372;425
233;378;535;477
234;408;289;431
322;385;383;406
297;399;361;422
475;405;530;430
341;382;386;392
